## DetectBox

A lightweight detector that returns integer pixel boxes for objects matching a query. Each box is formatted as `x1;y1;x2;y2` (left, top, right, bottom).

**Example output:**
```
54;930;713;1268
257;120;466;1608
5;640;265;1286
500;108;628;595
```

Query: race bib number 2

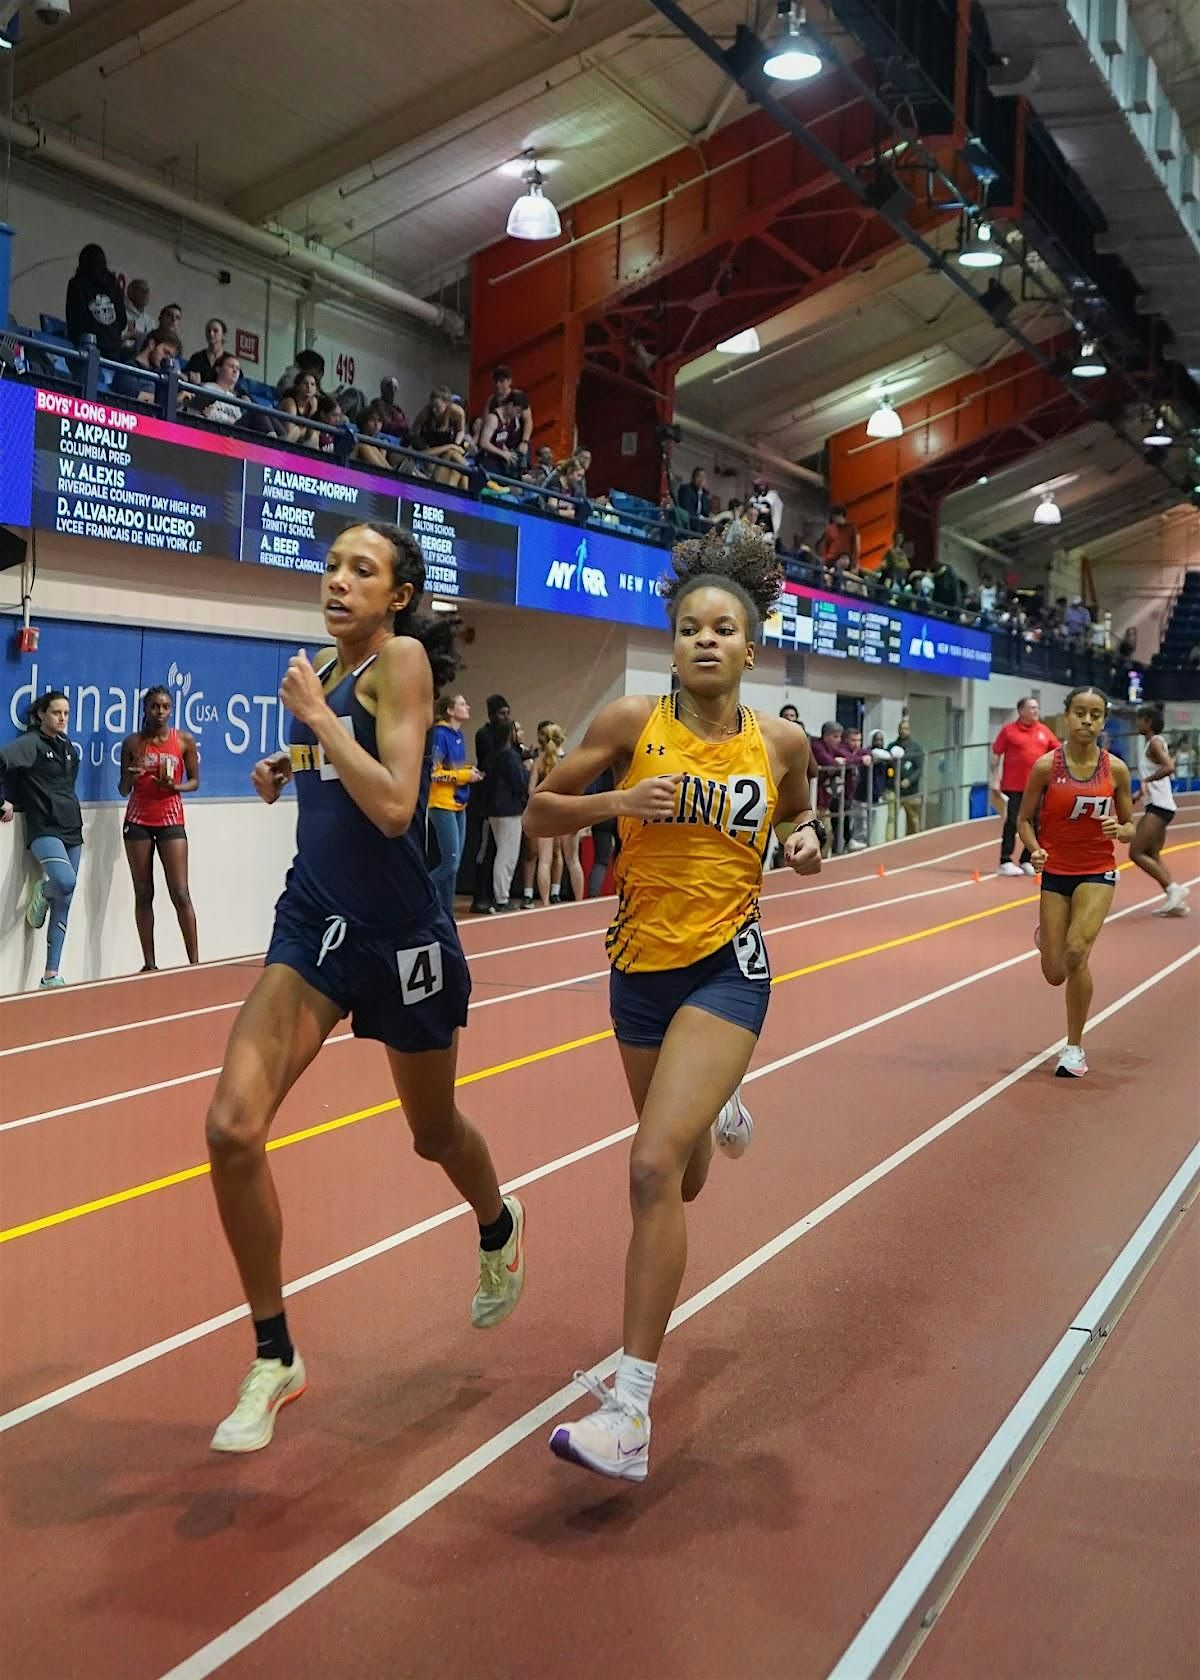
733;923;769;981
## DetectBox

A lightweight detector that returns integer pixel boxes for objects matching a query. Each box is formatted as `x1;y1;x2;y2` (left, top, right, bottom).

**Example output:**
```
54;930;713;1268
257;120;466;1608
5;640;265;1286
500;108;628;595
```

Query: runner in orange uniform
1018;686;1135;1078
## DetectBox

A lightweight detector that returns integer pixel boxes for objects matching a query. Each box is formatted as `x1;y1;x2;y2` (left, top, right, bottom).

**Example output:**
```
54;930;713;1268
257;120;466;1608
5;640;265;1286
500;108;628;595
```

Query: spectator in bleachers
65;244;127;361
574;448;592;495
978;570;999;621
837;554;869;598
314;393;348;455
819;502;859;570
930;558;963;612
749;476;784;543
412;386;469;488
523;444;556;486
189;353;247;426
111;329;181;404
185;317;228;385
121;278;155;351
376;377;410;446
150;303;184;348
274;347;325;398
677;467;711;531
880;529;911;588
475;364;534;457
278;370;322;444
551;458;589;519
351;403;397;471
1064;596;1091;639
479;389;529;475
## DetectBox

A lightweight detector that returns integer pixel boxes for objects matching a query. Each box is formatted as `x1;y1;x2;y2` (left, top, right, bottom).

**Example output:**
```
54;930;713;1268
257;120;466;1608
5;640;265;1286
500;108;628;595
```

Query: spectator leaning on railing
411;387;469;489
111;329;182;404
479;389;529;476
278;371;322;445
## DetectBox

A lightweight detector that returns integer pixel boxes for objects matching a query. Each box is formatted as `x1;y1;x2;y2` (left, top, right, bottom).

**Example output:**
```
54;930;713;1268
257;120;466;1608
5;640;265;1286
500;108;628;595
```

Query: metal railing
0;327;1159;695
791;727;1200;860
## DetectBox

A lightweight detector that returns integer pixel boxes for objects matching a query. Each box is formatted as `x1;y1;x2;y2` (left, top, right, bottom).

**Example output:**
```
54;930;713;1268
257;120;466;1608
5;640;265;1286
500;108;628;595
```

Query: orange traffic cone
876;863;886;877
971;868;982;883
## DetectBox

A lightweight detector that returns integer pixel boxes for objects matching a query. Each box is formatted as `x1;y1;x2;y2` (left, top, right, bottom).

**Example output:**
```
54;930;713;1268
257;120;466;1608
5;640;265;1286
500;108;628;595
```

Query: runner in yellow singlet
525;530;823;1483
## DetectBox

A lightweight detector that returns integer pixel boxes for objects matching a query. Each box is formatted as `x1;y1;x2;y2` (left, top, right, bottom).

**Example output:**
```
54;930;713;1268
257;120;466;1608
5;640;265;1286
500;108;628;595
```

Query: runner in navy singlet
205;522;526;1454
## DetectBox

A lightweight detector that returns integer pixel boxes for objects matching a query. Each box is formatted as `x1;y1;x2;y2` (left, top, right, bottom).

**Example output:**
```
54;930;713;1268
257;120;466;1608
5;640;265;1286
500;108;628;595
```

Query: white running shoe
998;862;1023;877
1152;883;1191;918
549;1372;650;1482
1055;1045;1088;1079
471;1195;526;1329
715;1088;754;1159
210;1352;307;1453
1020;862;1037;876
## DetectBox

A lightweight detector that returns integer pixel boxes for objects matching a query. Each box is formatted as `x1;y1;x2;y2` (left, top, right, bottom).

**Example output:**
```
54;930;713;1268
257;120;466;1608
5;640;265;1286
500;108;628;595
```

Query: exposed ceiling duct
0;114;466;339
978;0;1200;376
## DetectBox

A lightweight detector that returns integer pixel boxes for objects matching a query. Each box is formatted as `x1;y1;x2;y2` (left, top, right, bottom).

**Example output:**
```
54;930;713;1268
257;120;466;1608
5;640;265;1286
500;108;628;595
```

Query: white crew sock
615;1353;657;1418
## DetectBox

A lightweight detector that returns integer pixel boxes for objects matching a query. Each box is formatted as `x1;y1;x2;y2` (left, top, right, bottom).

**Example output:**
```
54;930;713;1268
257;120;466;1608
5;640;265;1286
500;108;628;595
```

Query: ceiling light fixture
1142;409;1173;447
1070;338;1106;378
506;153;561;242
715;327;761;355
762;2;822;80
1032;492;1062;526
866;396;903;439
957;220;1003;269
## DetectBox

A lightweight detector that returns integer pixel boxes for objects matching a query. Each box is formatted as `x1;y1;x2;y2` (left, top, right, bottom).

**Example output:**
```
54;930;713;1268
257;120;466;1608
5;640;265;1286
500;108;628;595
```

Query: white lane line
0;873;989;1126
828;1134;1200;1680
1;873;978;1060
4;880;1188;1433
157;945;1200;1680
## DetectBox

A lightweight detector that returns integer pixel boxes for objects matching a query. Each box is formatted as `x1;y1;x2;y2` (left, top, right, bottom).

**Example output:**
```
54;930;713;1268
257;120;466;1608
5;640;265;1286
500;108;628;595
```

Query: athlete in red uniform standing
1018;686;1134;1078
118;685;200;971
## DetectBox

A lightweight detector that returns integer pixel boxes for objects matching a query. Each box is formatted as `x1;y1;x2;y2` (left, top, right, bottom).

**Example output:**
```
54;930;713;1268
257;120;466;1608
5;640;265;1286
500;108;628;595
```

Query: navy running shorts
609;923;771;1049
1144;805;1175;825
1041;869;1117;899
266;879;471;1054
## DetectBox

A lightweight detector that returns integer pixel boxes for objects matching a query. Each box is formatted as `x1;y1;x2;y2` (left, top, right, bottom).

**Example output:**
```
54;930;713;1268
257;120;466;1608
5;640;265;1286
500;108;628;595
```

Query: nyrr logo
545;538;608;598
908;631;936;660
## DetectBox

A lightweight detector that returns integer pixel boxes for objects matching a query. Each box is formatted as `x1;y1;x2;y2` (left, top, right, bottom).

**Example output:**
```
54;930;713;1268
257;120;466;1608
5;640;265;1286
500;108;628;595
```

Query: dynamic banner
0;614;303;801
0;383;992;678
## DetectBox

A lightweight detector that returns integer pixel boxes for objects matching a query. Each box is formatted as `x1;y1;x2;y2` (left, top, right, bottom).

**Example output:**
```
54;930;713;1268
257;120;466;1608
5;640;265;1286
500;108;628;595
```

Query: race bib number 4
396;942;444;1005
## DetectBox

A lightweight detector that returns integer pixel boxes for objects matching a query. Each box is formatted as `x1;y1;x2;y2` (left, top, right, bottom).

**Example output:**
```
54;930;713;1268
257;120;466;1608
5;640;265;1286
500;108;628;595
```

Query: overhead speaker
863;171;913;221
0;527;27;574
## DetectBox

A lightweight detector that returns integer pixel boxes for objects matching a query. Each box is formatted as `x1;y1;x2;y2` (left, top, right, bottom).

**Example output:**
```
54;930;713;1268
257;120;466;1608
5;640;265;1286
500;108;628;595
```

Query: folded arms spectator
677;468;711;531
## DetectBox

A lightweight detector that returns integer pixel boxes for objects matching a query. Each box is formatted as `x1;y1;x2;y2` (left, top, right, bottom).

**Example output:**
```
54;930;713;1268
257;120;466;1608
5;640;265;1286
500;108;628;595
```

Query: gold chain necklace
677;697;742;738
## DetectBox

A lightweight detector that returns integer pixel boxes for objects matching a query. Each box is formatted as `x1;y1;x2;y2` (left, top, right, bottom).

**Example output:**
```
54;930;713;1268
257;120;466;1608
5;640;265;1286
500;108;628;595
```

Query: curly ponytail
659;527;783;638
352;520;463;691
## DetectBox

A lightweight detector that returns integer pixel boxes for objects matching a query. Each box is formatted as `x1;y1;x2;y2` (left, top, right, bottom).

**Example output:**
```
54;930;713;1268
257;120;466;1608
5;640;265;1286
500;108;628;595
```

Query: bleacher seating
1145;571;1200;700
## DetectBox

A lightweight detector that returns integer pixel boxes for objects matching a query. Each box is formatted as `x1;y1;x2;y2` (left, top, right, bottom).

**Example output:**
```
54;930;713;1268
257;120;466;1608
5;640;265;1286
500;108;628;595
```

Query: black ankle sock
478;1203;514;1253
254;1311;294;1366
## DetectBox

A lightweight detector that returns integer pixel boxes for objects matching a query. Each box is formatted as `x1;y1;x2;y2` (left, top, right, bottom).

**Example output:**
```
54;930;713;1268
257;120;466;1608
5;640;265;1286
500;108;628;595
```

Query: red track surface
1;816;1197;1680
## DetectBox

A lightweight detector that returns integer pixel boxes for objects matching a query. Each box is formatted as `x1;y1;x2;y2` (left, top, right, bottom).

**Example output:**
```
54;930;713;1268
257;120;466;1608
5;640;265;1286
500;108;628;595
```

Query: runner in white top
1130;704;1189;917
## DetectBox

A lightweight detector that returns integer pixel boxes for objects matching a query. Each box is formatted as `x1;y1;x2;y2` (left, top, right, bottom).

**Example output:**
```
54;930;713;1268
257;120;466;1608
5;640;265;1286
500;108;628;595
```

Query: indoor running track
1;813;1198;1680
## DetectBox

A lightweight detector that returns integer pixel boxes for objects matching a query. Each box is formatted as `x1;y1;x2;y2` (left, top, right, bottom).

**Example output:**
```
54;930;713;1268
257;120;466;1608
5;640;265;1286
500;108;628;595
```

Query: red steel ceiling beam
470;60;972;497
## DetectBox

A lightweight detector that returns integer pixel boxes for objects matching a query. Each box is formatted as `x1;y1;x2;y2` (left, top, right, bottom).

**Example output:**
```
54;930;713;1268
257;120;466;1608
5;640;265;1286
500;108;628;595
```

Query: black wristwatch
794;816;827;847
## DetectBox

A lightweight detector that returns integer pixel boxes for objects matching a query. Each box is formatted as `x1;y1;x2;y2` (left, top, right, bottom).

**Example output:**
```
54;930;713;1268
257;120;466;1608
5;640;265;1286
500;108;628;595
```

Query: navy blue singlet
285;651;438;931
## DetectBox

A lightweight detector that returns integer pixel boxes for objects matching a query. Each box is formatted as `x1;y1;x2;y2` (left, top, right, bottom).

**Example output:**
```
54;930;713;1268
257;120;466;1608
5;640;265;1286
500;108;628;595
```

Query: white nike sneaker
998;862;1023;877
471;1195;526;1328
715;1088;754;1159
1152;883;1191;918
210;1352;307;1453
1021;862;1037;876
1055;1045;1088;1079
549;1372;650;1482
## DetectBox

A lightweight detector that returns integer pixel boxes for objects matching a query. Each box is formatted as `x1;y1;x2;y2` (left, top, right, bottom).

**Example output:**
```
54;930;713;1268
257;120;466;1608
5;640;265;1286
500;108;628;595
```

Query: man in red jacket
991;697;1059;876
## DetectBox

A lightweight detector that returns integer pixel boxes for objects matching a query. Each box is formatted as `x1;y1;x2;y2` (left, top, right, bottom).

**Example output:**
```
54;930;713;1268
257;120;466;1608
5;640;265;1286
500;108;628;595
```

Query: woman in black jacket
485;718;528;913
0;692;84;987
65;244;128;362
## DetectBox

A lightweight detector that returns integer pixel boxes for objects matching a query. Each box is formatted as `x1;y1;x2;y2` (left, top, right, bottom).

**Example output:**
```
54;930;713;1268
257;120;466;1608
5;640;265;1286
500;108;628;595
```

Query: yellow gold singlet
607;695;778;973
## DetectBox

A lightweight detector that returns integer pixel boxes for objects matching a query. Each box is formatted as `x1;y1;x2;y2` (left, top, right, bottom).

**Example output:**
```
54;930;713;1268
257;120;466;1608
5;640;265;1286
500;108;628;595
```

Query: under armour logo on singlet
645;742;665;756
